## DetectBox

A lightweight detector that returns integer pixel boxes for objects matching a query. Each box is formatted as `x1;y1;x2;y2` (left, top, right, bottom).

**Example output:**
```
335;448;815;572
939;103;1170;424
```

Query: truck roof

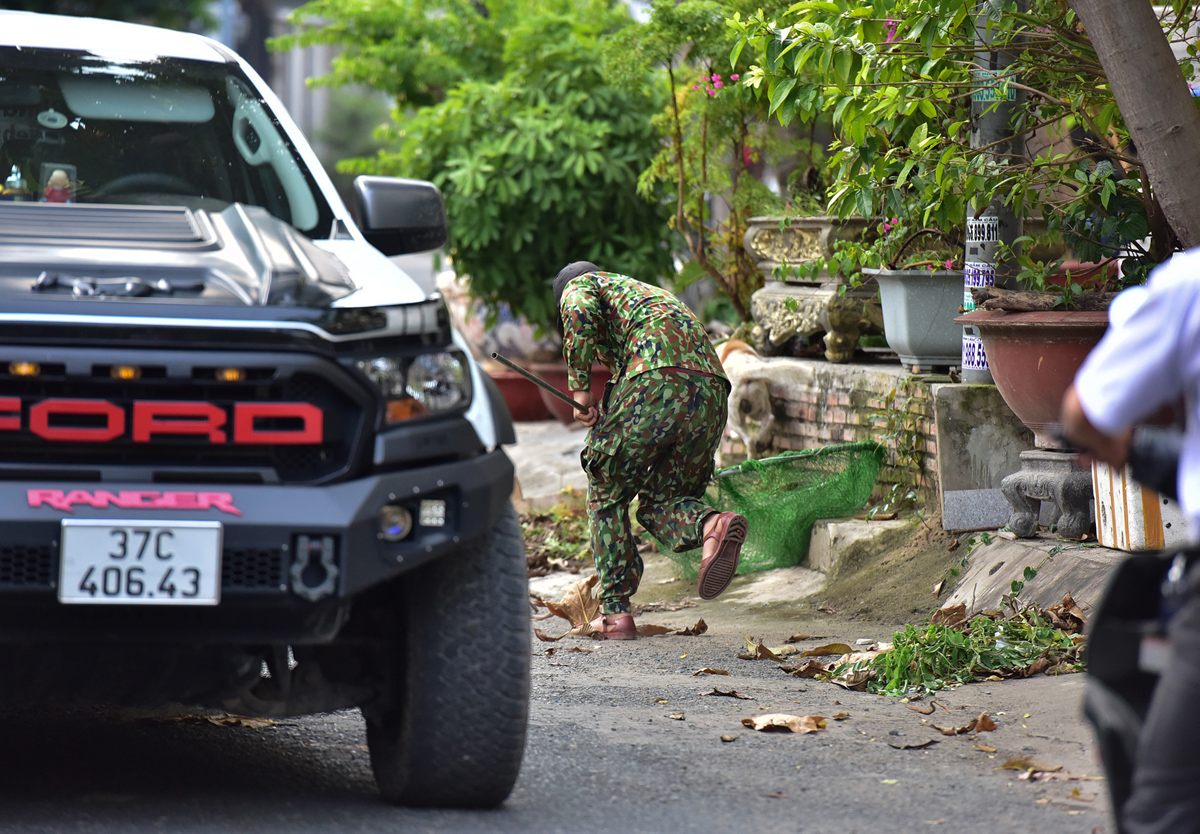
0;10;228;63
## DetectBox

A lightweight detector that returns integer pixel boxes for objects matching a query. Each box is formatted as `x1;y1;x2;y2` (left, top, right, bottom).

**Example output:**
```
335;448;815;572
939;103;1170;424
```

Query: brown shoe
588;613;637;640
697;512;747;600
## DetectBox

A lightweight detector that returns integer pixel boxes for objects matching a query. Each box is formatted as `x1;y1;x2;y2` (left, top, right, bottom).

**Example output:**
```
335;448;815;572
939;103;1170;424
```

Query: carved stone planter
745;216;882;363
744;215;873;282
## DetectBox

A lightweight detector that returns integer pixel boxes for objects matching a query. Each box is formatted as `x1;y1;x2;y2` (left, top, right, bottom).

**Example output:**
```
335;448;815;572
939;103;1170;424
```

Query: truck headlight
406;352;470;412
354;351;472;423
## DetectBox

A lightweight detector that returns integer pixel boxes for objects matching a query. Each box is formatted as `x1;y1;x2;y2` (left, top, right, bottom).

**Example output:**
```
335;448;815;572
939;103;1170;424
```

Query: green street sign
972;69;1015;102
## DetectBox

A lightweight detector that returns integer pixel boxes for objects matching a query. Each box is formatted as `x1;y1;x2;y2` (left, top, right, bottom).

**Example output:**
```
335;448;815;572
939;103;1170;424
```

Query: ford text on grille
0;399;323;444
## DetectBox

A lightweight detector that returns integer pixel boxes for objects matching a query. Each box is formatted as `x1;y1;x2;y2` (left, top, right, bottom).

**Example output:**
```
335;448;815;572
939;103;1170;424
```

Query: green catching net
661;442;885;580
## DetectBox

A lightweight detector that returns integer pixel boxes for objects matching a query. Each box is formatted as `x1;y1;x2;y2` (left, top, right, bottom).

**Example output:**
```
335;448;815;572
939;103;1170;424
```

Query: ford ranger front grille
0;359;369;485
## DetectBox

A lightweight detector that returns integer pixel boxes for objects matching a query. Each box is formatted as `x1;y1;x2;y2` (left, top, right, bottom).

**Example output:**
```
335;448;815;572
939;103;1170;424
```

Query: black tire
365;500;530;808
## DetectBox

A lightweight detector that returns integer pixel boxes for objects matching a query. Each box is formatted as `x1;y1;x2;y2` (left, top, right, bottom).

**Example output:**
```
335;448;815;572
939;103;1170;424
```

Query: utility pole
961;2;1026;384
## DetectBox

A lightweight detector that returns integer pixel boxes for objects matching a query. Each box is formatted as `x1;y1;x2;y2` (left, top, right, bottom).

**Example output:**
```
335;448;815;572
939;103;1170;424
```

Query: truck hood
0;201;373;307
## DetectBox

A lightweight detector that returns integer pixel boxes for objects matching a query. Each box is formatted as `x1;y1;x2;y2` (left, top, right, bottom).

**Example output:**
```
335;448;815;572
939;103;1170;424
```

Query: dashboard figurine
42;168;71;202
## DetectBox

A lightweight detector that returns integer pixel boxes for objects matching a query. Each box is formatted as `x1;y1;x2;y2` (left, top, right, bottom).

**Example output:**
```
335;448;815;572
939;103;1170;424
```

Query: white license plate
59;520;223;605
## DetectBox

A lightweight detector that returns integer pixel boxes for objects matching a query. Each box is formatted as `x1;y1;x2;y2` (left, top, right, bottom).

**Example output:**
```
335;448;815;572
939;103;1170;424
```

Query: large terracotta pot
528;363;613;425
486;369;551;422
955;310;1108;447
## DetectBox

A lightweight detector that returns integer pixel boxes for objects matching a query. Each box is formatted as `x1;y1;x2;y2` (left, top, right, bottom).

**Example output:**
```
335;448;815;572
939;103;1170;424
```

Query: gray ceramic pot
865;267;964;372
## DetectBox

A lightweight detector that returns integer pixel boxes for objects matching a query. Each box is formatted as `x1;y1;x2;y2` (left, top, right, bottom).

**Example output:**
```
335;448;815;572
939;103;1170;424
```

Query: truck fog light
419;500;446;527
111;365;142;381
9;361;39;377
216;367;247;383
379;504;413;541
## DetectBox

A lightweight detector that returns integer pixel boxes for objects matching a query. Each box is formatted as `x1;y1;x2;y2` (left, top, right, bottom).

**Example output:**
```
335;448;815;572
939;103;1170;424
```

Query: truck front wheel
365;501;530;808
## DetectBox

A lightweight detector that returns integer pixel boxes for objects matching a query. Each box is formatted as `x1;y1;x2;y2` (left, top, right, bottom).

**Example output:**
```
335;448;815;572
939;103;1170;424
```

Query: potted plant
827;216;966;373
731;0;1186;396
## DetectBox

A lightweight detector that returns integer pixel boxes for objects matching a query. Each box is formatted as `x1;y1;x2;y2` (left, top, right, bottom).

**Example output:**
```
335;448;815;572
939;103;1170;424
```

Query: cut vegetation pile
836;596;1088;696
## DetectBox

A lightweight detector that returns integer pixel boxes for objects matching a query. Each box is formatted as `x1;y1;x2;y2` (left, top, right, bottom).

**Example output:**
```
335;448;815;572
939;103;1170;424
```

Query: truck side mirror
352;176;448;256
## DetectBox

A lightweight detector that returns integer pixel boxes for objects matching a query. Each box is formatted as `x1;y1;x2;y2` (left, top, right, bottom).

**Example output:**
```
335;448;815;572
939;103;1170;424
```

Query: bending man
554;261;747;640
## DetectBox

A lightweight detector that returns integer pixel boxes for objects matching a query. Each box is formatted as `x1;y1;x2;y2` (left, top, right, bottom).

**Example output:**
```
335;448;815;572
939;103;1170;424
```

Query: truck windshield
0;47;336;236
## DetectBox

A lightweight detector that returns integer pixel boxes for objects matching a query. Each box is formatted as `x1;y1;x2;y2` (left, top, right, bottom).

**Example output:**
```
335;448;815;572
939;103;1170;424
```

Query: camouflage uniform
561;272;729;614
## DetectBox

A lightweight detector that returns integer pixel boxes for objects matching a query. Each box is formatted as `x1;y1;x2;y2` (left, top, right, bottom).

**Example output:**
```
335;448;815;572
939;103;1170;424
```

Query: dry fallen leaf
908;702;936;715
888;739;939;750
931;602;966;627
999;757;1062;774
654;697;669;704
738;638;783;661
702;688;754;700
692;667;730;676
543;575;600;627
761;792;788;799
974;713;997;732
668;712;686;721
780;660;831;678
831;712;849;721
636;624;673;637
742;714;826;734
930;712;997;736
800;642;853;658
720;734;739;743
542;648;557;656
674;619;708;636
933;579;945;598
973;744;997;753
534;628;564;643
1027;772;1105;782
830;660;878;691
212;715;283;728
568;646;593;654
135;713;286;728
784;633;811;643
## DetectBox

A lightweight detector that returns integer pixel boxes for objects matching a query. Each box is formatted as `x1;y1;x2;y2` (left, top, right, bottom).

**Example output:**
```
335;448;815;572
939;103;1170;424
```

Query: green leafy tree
276;0;672;327
731;0;1195;290
603;0;808;321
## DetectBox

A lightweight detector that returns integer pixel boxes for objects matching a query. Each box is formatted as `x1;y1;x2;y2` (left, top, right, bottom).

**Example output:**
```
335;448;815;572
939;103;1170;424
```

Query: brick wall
719;357;939;499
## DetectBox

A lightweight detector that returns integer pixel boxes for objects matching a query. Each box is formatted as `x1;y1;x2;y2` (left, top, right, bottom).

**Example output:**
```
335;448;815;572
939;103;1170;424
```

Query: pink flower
700;75;710;82
707;89;716;96
715;81;723;88
693;85;700;90
891;217;900;224
885;18;898;43
731;74;740;81
944;259;954;269
713;74;721;81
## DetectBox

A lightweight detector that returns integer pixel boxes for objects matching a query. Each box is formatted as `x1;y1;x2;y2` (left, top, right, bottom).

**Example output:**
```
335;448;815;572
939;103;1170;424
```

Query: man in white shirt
1062;250;1200;834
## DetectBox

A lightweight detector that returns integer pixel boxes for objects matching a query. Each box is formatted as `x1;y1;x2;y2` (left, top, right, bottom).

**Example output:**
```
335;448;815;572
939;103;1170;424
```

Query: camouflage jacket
560;271;727;391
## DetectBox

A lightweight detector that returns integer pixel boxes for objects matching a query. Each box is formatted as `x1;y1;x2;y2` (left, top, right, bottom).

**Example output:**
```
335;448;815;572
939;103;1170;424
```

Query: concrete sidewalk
506;419;1127;617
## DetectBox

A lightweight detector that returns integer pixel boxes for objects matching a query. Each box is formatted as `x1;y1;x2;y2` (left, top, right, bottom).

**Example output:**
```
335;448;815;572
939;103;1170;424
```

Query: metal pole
490;353;587;413
962;1;1027;384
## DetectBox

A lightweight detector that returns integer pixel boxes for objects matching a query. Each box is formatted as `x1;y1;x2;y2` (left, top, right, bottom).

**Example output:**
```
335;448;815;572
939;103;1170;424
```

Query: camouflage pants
581;367;728;614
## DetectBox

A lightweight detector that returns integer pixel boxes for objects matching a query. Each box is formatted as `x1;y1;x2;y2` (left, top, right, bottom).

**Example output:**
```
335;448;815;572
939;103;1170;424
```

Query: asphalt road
0;624;1110;834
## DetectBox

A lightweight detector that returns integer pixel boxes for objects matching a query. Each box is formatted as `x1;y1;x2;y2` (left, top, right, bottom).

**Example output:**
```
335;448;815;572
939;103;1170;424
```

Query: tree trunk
1069;0;1200;249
